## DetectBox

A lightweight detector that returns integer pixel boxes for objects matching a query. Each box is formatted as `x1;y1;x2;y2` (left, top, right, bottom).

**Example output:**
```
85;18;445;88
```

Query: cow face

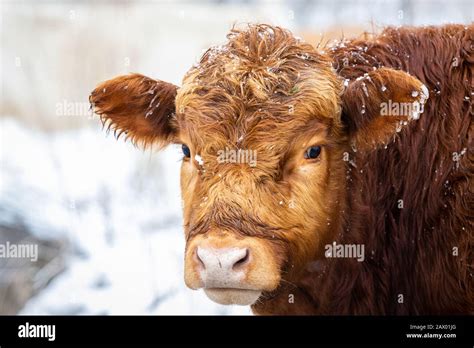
90;25;427;307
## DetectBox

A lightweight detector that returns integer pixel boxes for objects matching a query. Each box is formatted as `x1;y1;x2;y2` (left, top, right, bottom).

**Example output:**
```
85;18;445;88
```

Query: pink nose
195;247;251;288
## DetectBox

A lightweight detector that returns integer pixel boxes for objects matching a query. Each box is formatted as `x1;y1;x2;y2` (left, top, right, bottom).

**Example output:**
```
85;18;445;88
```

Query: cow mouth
204;288;262;305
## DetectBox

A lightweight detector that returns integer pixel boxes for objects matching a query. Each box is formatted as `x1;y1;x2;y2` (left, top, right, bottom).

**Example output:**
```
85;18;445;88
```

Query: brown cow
90;24;473;315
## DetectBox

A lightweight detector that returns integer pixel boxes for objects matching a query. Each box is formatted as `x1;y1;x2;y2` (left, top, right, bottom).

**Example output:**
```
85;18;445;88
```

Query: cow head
90;25;428;307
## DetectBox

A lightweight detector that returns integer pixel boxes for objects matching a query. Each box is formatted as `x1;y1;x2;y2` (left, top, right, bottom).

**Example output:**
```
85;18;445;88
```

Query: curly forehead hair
175;24;344;149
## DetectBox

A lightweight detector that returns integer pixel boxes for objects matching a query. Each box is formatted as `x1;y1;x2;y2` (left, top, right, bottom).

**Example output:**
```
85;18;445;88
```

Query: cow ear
341;68;428;151
90;73;178;149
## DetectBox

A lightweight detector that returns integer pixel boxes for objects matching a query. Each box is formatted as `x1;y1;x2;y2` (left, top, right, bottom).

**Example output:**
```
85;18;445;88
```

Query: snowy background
0;0;472;315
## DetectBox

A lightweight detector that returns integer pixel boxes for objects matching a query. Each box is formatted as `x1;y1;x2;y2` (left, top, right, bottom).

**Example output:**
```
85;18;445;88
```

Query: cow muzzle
184;233;281;306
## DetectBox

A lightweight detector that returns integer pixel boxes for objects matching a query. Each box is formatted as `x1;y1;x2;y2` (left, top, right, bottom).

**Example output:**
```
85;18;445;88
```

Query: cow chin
204;288;262;305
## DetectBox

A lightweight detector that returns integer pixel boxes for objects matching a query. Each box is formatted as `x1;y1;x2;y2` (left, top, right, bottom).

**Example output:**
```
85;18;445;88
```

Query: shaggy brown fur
91;23;473;315
313;24;474;315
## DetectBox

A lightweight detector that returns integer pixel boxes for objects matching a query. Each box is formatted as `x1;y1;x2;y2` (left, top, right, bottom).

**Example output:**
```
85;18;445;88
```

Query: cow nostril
232;248;250;270
194;248;206;269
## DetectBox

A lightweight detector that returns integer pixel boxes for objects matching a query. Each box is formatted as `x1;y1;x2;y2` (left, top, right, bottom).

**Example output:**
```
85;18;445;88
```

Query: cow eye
304;145;321;160
182;144;191;158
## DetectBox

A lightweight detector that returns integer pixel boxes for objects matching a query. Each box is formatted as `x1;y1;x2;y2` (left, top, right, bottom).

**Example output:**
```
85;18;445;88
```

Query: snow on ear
90;73;178;149
341;68;429;151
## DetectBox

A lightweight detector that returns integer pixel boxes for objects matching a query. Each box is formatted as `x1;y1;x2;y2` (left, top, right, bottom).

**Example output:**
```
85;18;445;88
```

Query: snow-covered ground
0;118;250;315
